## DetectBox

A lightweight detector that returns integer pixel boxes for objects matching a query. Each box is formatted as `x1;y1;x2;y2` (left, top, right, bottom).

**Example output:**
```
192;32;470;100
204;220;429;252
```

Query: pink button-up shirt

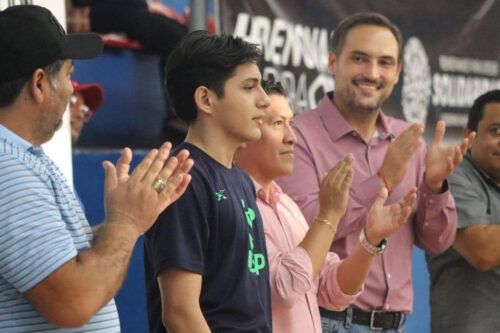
276;92;457;313
255;181;360;333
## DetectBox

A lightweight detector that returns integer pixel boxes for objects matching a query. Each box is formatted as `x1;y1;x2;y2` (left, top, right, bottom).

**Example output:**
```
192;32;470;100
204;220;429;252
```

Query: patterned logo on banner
402;37;432;124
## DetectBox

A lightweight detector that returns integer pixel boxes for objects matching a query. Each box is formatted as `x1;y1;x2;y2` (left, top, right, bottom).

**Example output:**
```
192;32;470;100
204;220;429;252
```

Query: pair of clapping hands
318;120;474;245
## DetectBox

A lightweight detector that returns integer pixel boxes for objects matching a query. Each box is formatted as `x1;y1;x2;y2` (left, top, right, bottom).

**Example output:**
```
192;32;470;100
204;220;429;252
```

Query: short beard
338;87;383;116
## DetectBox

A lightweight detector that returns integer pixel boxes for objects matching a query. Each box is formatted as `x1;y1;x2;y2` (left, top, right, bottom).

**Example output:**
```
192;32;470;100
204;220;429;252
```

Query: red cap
72;80;105;111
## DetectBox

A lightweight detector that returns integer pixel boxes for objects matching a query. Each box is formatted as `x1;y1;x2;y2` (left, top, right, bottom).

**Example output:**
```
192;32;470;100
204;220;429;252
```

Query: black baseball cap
0;5;103;83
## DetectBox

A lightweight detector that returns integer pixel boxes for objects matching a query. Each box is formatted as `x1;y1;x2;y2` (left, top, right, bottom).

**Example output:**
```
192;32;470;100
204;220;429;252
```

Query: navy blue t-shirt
144;143;272;333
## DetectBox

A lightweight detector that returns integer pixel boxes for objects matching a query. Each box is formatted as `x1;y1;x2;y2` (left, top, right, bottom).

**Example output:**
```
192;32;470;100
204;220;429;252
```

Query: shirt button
387;273;391;279
385;304;391;310
424;223;429;227
429;199;435;204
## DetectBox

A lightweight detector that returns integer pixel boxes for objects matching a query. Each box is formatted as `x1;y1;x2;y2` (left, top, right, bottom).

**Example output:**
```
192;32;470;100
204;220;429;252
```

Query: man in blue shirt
0;5;192;332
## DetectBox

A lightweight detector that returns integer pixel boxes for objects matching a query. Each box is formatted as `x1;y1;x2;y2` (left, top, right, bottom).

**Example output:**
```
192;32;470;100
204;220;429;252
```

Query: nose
365;60;380;80
71;106;85;121
284;124;297;145
258;85;271;109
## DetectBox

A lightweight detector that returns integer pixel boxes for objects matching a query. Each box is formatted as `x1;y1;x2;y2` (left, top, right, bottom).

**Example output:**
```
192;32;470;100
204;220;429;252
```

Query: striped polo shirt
0;125;120;332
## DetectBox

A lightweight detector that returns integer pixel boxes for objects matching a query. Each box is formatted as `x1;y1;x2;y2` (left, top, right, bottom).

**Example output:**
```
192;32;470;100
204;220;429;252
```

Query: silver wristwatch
359;228;387;255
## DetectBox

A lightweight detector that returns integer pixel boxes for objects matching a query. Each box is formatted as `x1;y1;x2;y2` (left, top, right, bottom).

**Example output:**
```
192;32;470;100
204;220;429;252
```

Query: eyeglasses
70;96;93;122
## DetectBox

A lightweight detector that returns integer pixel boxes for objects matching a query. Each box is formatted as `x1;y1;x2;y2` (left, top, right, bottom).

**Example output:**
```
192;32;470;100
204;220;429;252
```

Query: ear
327;52;337;75
394;62;403;84
194;86;214;116
29;69;46;104
463;128;474;149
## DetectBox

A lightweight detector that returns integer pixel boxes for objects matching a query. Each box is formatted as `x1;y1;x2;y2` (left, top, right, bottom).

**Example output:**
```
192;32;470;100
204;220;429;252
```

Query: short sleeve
449;170;490;229
0;161;77;293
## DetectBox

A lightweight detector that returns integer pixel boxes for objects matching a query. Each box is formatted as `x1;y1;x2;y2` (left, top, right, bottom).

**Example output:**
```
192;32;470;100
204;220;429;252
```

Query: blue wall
73;151;431;333
74;151;149;332
73;50;168;148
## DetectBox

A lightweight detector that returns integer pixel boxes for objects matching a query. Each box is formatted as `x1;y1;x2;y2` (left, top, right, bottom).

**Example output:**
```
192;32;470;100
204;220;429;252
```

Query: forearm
76;220;140;307
336;243;374;295
454;225;500;271
299;216;338;276
25;220;140;327
164;306;211;333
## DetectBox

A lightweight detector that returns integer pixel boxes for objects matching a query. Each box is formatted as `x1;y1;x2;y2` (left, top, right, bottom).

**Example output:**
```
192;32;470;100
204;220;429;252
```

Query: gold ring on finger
152;178;166;193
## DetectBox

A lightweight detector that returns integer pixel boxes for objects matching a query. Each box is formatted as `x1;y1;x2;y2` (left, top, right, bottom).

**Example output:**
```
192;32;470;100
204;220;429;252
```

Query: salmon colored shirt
276;92;457;313
255;181;360;333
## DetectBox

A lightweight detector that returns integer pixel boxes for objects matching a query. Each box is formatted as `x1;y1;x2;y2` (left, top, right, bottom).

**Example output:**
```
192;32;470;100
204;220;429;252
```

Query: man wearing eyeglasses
70;80;104;144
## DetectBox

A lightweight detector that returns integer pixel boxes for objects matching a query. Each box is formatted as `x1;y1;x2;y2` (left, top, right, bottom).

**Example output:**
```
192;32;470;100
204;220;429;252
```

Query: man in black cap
0;5;193;331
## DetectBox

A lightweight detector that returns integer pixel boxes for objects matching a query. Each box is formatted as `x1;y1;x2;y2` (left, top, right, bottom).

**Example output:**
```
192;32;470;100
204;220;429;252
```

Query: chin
275;165;293;177
244;129;262;142
355;100;382;112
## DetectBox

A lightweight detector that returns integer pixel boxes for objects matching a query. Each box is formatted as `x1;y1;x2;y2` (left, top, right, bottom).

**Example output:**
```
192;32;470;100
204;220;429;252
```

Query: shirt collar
317;91;395;142
0;124;33;151
465;151;500;189
254;179;282;208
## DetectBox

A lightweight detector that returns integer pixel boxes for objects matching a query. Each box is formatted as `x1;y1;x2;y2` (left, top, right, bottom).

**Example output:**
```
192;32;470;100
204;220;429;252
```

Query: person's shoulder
173;142;211;178
294;107;322;128
232;166;254;187
291;108;326;145
449;156;481;184
382;114;411;135
0;150;47;184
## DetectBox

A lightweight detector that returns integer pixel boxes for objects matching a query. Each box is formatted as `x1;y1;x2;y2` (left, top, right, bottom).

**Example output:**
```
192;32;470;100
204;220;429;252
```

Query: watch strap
359;228;387;255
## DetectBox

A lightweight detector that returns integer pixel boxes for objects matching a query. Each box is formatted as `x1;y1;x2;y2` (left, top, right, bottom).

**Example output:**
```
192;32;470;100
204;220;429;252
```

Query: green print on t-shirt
241;199;266;276
215;189;228;201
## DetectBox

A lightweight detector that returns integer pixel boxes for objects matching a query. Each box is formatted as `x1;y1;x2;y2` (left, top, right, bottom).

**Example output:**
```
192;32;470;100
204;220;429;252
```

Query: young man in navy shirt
144;31;273;332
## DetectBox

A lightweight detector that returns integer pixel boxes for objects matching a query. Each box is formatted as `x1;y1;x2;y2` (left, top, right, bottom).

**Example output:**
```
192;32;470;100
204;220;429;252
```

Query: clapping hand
103;142;193;235
317;154;355;225
364;187;417;245
424;120;475;192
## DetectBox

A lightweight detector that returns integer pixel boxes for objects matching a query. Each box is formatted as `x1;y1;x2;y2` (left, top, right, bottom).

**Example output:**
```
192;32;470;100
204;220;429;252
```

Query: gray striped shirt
0;125;120;332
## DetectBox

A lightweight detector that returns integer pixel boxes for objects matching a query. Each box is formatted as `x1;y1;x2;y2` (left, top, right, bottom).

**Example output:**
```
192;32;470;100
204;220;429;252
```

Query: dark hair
467;90;500;131
164;30;262;124
261;79;287;97
0;59;64;108
330;12;404;63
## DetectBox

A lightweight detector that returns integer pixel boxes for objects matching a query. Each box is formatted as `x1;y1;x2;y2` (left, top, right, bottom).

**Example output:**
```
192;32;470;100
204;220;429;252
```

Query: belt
320;307;405;331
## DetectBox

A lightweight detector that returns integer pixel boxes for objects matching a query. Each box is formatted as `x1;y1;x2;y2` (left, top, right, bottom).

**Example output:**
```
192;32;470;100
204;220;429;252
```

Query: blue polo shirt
0;125;120;332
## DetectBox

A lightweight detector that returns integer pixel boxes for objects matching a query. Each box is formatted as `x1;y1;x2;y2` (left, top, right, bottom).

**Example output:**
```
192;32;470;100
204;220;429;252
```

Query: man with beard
0;5;192;331
277;12;473;332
